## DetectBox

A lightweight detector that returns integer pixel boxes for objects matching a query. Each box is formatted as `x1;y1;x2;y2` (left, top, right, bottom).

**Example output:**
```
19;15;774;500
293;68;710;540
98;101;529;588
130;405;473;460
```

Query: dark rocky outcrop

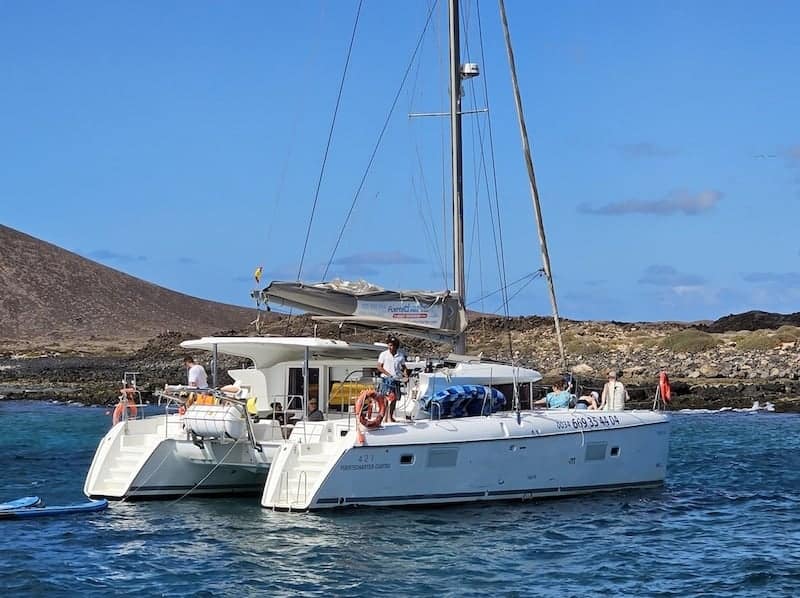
695;310;800;333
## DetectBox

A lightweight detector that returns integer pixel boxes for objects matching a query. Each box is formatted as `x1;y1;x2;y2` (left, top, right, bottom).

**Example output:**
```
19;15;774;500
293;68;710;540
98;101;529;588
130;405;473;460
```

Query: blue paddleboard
0;499;108;520
0;496;43;511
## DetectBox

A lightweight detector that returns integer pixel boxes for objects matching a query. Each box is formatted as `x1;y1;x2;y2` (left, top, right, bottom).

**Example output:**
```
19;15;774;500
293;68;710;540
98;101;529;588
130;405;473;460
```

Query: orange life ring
112;395;138;425
659;371;671;402
355;389;386;430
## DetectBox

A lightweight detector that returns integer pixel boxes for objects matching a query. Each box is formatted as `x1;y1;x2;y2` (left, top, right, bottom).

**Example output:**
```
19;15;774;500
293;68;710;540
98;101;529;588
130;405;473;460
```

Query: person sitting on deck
269;402;289;425
306;398;325;422
575;390;599;410
534;381;573;409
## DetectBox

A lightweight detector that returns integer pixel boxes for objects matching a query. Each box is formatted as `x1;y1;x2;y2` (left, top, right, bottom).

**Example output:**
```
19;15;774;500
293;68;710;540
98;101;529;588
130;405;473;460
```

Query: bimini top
181;336;385;368
253;279;467;343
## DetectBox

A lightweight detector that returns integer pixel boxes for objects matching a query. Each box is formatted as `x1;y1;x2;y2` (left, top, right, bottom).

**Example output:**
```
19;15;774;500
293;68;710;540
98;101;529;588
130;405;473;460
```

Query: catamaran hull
118;439;270;499
84;415;275;500
261;411;670;510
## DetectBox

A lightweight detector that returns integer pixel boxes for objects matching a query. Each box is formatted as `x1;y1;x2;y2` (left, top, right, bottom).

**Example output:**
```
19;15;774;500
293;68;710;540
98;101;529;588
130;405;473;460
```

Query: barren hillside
0;224;260;349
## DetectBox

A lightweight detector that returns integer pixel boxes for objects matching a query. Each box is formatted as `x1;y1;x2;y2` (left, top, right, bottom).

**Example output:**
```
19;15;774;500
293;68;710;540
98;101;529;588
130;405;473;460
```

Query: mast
498;0;567;368
449;0;466;355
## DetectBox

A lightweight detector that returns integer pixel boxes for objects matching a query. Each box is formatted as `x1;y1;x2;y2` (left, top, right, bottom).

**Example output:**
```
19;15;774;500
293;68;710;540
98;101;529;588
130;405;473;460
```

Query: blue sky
2;0;799;323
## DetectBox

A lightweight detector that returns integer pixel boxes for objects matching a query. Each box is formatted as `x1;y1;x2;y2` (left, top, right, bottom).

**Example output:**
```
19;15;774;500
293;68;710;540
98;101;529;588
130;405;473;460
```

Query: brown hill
0;224;260;350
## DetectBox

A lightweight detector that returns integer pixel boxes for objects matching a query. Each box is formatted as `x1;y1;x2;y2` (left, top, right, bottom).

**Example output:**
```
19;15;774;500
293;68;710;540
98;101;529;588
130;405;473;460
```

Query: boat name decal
340;453;391;471
340;463;391;471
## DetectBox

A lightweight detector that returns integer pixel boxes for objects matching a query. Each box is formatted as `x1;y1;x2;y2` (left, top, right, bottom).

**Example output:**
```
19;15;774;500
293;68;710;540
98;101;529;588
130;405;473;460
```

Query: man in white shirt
600;370;628;411
184;356;208;388
377;335;407;423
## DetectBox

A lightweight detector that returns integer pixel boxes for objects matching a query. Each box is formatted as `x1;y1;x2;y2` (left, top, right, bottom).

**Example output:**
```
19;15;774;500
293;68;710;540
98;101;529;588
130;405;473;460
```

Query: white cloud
639;265;706;287
580;189;722;216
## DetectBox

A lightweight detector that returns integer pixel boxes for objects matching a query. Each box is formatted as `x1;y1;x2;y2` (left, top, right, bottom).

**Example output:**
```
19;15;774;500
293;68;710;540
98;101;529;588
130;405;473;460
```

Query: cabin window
585;442;607;461
610;446;620;457
327;366;374;413
400;454;415;465
427;448;458;468
287;367;320;409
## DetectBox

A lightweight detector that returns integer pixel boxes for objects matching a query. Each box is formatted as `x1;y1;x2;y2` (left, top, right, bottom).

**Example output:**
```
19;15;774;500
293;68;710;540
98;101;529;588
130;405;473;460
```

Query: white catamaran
254;0;671;511
84;338;384;499
85;0;670;507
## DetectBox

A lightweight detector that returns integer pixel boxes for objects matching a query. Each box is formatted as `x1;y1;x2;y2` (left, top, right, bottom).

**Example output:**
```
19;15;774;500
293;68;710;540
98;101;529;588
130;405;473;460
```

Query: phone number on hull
554;414;621;431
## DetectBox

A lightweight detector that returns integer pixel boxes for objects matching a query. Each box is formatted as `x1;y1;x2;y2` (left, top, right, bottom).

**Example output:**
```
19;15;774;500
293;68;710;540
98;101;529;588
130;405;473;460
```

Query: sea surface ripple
1;401;799;597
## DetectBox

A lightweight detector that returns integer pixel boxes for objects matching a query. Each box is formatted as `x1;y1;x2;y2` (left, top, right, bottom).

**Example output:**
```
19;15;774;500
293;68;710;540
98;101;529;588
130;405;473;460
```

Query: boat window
427;448;458;468
288;367;320;407
400;454;415;465
328;367;374;413
585;442;607;461
610;446;620;457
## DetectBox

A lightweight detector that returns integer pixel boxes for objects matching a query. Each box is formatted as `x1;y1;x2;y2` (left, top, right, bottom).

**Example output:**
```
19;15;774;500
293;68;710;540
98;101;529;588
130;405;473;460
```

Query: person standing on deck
184;356;208;389
377;335;407;423
600;370;628;411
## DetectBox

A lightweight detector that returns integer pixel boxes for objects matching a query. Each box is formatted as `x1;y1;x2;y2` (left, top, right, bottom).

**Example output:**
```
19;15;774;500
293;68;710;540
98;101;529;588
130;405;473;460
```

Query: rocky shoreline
2;316;800;412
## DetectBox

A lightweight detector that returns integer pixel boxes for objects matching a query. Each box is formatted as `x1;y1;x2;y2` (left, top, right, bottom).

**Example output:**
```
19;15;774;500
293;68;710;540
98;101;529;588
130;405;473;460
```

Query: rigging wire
296;0;364;282
475;0;514;354
407;4;448;287
466;269;543;309
436;3;450;288
263;3;328;254
413;148;448;284
457;0;514;353
494;270;544;313
323;0;439;280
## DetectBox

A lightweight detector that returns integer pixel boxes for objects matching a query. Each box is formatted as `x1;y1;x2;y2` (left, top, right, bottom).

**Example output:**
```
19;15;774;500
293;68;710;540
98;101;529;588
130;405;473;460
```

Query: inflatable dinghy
0;499;108;520
0;496;43;511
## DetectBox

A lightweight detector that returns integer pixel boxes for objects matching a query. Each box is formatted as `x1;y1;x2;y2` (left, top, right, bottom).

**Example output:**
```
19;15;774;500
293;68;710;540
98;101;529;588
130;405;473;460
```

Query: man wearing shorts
377;335;407;423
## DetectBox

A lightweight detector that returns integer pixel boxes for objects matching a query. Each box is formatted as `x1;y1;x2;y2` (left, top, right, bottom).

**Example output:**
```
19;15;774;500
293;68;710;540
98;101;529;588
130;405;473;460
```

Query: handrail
328;368;374;431
156;387;263;451
295;470;308;508
481;385;490;417
206;390;262;453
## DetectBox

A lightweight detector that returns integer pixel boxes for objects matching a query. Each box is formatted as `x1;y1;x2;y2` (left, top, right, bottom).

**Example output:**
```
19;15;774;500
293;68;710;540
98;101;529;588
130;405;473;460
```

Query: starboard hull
262;410;670;510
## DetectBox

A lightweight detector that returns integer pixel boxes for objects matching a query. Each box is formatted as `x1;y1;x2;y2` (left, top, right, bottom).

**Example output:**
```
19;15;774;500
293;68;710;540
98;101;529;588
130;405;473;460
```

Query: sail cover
255;280;467;342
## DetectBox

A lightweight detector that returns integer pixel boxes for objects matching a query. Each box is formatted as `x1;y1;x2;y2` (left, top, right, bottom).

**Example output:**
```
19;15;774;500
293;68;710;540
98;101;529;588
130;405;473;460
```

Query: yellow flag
254;266;263;284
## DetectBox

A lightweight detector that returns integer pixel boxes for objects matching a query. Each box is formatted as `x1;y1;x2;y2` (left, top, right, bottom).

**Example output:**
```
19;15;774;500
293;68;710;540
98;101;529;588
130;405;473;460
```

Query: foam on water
1;401;799;597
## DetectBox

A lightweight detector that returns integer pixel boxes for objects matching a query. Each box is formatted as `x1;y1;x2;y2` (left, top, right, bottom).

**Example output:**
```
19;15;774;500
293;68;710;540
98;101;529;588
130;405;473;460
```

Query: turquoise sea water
1;400;799;597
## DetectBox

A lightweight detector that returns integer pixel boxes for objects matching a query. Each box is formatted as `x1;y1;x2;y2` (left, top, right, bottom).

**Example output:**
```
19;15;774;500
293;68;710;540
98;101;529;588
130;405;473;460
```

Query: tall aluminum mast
449;0;466;354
